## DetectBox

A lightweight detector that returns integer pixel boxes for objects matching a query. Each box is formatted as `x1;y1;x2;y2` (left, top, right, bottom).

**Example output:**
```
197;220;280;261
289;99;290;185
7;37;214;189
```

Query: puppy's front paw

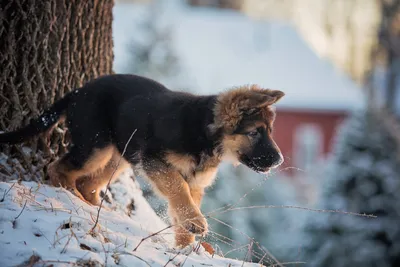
181;213;208;235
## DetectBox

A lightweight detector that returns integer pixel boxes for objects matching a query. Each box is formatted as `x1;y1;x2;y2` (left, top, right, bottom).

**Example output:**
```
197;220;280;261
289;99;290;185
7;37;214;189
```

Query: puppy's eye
247;130;259;137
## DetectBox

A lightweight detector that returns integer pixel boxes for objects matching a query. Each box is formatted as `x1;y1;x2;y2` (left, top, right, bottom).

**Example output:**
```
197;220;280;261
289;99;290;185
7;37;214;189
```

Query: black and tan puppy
0;74;285;248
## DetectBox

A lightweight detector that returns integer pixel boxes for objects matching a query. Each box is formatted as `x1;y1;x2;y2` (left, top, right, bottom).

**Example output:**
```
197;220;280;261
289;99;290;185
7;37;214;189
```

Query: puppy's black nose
270;152;284;168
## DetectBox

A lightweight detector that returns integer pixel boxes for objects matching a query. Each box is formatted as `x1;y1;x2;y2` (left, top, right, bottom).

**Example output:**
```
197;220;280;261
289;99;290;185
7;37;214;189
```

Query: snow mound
0;171;263;266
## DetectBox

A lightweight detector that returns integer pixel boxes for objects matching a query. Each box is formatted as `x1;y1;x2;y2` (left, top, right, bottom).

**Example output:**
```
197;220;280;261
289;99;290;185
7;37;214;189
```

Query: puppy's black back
0;74;220;168
63;74;218;165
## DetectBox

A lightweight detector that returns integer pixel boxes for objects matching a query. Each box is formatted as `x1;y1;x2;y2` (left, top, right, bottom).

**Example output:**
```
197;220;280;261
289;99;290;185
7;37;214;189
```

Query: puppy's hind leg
76;150;131;205
48;145;114;204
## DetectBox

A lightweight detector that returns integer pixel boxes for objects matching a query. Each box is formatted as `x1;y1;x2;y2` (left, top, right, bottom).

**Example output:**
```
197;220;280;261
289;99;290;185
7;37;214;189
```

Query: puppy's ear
243;90;284;109
265;90;285;103
245;93;275;108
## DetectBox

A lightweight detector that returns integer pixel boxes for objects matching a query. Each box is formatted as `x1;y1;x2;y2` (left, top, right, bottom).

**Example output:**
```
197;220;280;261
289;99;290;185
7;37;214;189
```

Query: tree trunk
0;0;114;181
377;0;400;113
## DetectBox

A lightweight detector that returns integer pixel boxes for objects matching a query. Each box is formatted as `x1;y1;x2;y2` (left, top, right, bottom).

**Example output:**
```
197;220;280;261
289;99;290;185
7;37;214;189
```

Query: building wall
273;109;347;176
241;0;381;84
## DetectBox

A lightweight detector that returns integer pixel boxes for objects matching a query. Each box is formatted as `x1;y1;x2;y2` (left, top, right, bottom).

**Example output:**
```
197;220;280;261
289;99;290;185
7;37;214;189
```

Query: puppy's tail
0;92;75;144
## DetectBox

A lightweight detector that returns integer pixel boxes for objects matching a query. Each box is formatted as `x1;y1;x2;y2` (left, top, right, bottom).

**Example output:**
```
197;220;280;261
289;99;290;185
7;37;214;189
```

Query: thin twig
133;225;173;251
1;182;16;202
224;244;249;258
258;244;283;267
62;189;84;215
210;216;282;267
241;240;253;267
269;262;306;267
69;222;80;245
37;229;52;247
91;129;137;232
14;200;27;220
194;235;204;253
205;166;304;217
33;206;72;214
205;227;267;261
100;238;108;266
180;249;191;267
258;250;269;265
179;235;205;267
38;260;77;265
60;232;73;254
163;251;181;267
117;251;151;267
222;205;377;218
130;254;152;267
60;218;73;254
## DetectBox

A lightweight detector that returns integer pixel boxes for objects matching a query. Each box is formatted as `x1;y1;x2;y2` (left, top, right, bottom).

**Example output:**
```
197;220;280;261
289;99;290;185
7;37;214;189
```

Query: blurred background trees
299;1;400;266
302;109;400;267
124;0;180;84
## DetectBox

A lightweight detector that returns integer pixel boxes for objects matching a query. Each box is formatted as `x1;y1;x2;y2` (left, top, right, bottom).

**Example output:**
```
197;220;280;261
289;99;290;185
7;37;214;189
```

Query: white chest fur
165;151;220;190
187;167;218;189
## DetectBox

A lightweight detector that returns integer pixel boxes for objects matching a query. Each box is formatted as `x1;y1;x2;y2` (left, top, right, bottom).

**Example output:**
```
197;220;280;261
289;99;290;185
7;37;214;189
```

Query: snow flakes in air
40;112;59;127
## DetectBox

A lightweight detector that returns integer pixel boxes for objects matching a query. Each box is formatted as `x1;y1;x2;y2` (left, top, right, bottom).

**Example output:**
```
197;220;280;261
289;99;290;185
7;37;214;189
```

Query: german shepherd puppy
0;74;285;248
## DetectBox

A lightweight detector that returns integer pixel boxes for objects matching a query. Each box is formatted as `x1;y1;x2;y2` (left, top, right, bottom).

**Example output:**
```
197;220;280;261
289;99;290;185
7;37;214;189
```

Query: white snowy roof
113;1;365;112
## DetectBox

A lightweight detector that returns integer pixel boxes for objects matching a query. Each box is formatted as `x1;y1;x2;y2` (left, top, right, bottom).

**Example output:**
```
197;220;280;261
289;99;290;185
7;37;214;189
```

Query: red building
274;108;349;178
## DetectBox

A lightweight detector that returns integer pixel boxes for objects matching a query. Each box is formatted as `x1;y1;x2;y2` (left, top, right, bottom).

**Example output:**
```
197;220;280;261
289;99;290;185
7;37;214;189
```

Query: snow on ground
0;170;264;267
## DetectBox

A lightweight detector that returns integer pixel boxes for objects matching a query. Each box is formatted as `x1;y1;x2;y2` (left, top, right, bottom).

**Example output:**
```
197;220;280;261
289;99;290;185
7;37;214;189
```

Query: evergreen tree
124;0;181;87
302;108;400;267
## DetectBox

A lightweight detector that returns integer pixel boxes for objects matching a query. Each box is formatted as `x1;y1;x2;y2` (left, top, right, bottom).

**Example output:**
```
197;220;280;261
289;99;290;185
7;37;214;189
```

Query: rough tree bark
0;0;114;181
377;0;400;112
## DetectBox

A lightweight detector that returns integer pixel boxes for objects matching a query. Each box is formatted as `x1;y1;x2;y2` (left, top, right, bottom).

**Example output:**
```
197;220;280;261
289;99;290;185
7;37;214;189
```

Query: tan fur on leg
171;187;205;247
190;187;205;208
143;162;208;248
48;146;115;204
76;150;131;205
171;215;196;248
